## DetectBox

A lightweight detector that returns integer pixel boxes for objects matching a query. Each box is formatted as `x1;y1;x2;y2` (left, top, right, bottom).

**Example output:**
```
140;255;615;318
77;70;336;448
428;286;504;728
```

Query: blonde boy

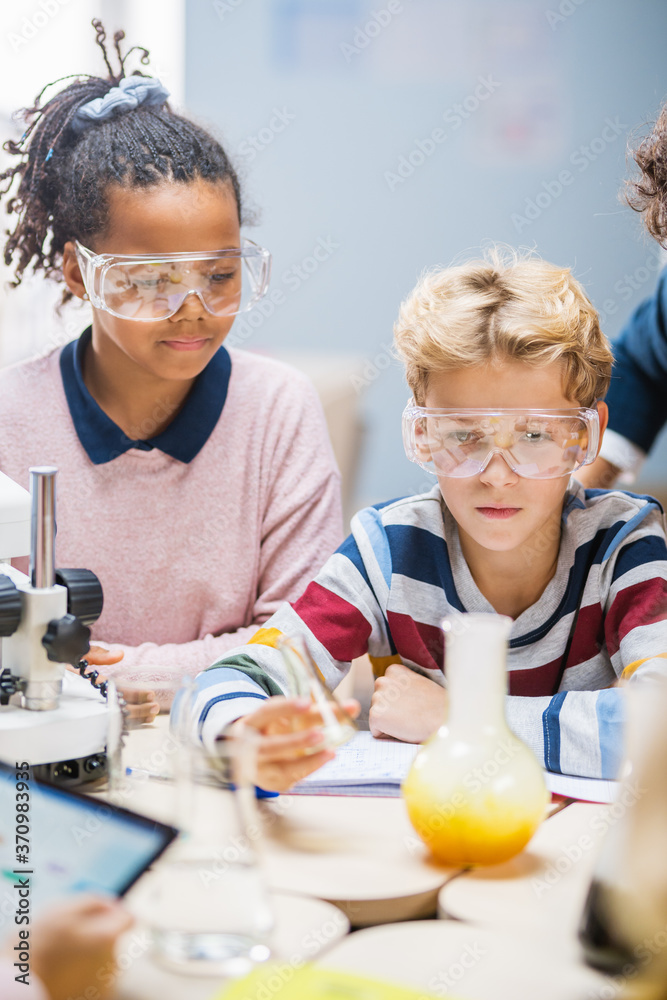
189;250;667;788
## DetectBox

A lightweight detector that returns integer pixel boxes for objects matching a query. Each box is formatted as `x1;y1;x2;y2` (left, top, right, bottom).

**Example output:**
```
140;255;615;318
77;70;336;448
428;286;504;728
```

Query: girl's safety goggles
75;238;272;322
402;402;600;480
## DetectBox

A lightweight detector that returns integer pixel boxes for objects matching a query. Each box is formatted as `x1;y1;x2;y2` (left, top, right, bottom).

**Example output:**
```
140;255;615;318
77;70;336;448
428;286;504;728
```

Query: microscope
0;467;117;786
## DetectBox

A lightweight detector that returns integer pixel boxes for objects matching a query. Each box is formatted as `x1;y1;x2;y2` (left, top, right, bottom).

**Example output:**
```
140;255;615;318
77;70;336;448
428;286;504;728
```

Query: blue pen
125;765;278;797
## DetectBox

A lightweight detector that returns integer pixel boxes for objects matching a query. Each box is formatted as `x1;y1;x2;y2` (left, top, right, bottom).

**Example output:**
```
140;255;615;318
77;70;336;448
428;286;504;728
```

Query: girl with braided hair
0;21;343;721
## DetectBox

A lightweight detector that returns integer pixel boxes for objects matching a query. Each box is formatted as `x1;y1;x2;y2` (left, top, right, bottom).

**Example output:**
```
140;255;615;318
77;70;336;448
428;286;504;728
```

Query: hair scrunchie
71;76;170;133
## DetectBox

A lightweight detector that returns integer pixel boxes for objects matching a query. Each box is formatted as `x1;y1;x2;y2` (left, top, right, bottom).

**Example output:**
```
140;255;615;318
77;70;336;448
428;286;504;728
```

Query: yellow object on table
213;963;446;1000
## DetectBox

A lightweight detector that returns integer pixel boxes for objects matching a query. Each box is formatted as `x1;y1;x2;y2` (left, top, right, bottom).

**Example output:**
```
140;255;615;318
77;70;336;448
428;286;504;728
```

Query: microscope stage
0;671;109;765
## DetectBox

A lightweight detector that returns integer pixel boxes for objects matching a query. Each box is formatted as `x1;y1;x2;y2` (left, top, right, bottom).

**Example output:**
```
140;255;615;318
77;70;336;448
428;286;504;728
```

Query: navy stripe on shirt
385;523;466;610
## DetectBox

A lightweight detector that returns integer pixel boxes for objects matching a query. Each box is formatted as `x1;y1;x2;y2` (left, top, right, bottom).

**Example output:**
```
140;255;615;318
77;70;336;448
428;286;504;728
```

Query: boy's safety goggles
402;402;600;480
75;239;271;322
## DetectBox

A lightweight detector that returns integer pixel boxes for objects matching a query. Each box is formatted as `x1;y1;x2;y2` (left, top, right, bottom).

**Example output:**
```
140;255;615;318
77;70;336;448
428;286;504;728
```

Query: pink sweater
0;346;342;682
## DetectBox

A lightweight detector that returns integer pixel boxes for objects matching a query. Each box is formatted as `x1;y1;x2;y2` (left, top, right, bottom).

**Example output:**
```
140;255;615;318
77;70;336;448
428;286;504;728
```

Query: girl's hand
71;646;160;725
12;895;133;1000
369;663;445;743
229;696;361;792
117;684;161;726
87;644;124;667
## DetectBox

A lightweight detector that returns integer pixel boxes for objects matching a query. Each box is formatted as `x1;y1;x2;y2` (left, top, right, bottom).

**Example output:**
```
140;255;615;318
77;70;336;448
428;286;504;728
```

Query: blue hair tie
71;76;170;134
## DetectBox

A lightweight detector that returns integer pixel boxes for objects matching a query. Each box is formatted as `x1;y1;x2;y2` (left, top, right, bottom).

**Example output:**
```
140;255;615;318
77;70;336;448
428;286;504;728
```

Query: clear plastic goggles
75;238;271;322
402;402;600;480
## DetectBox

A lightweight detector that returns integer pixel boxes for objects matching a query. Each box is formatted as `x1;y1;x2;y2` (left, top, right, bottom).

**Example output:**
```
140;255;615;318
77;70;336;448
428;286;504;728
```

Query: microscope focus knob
55;568;104;626
0;575;22;637
42;614;91;666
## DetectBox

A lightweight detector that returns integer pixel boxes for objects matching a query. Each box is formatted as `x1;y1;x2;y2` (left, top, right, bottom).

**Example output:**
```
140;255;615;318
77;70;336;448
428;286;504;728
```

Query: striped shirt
193;482;667;779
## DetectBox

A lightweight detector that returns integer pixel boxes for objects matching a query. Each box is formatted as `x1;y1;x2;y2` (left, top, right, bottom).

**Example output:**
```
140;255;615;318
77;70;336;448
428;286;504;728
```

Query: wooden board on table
260;794;456;926
320;920;611;1000
438;802;611;935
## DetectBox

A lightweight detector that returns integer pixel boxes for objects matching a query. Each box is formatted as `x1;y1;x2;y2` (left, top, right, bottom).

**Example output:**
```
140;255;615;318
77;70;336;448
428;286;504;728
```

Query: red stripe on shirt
386;611;443;671
388;612;569;695
292;581;372;661
604;577;667;656
566;602;604;667
508;656;564;697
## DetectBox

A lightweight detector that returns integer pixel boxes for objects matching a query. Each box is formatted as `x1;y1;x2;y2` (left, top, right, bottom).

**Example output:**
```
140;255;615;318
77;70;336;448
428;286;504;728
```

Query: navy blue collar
60;328;231;465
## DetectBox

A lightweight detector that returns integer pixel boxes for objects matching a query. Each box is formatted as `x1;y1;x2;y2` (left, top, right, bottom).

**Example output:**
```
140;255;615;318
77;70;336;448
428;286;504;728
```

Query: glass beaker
277;634;357;753
104;672;187;809
137;707;274;977
402;612;548;866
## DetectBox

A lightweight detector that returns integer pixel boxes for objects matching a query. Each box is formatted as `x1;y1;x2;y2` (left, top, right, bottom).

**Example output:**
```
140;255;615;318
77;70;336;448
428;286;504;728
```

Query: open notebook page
292;731;619;803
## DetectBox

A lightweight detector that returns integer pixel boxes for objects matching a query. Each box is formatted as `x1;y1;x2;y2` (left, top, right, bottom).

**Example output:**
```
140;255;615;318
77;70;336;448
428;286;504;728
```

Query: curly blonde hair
393;247;612;407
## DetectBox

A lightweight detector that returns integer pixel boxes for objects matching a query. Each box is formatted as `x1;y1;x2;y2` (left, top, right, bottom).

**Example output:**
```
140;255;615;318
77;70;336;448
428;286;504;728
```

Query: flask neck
444;614;511;734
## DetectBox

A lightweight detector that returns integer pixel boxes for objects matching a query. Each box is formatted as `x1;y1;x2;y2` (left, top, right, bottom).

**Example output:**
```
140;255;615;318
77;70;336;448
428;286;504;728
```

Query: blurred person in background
578;105;667;491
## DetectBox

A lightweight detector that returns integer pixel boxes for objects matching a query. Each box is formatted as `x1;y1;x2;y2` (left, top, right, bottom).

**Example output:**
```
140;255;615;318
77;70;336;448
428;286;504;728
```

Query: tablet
0;759;177;919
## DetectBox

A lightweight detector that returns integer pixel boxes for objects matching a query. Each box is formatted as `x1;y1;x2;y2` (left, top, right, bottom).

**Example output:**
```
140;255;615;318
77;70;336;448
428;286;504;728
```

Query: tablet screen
0;761;177;925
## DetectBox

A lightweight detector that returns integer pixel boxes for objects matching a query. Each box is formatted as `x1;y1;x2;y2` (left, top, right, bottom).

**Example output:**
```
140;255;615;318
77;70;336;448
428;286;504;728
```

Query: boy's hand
369;663;445;743
230;695;361;792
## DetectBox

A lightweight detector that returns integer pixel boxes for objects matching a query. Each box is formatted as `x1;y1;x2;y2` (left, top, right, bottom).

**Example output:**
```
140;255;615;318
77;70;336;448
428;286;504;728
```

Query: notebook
291;731;619;803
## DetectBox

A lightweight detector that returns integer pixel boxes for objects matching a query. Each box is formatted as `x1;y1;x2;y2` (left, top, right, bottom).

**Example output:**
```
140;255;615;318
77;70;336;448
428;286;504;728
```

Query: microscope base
31;752;108;787
0;673;110;786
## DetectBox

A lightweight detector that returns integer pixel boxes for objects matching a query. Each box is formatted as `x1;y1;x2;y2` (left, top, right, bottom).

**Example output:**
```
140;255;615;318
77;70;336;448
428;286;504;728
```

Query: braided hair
1;19;243;301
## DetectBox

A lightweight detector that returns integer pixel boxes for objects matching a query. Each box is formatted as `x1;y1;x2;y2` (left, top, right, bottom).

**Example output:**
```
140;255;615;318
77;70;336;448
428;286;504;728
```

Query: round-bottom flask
403;613;548;866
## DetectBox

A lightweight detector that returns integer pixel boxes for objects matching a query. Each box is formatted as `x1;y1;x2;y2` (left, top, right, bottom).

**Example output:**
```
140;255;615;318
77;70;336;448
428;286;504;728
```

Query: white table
110;718;614;999
260;793;455;926
118;718;457;927
438;801;610;936
316;802;616;999
115;890;349;1000
319;919;610;1000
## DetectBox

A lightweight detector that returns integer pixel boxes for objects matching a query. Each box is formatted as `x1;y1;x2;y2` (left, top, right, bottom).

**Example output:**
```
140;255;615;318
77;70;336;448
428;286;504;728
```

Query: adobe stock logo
384;75;501;192
212;0;246;19
237;108;296;162
340;0;405;63
511;117;627;233
7;0;71;52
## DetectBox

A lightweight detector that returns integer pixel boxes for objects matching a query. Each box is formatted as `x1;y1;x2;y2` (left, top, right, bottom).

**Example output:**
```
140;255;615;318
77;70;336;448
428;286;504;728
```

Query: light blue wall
185;0;667;507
